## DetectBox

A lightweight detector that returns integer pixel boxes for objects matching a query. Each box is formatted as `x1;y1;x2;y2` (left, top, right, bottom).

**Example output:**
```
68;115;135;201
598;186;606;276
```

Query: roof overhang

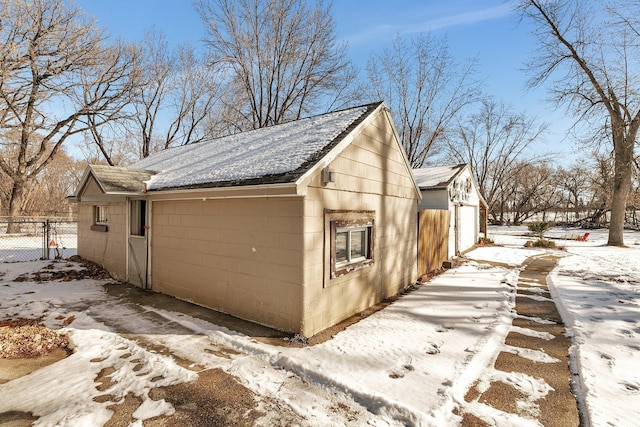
143;182;300;201
74;165;153;202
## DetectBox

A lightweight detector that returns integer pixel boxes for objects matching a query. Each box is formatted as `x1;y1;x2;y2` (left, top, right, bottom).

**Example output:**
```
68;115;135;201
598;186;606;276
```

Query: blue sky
76;0;578;162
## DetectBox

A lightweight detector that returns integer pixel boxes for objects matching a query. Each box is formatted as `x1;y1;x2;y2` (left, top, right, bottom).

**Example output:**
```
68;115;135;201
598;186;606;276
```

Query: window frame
129;199;147;237
91;205;108;232
335;226;370;267
326;210;375;280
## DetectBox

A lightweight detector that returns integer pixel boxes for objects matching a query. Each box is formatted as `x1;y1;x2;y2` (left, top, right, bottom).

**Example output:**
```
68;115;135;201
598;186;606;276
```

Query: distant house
73;102;421;337
413;164;487;258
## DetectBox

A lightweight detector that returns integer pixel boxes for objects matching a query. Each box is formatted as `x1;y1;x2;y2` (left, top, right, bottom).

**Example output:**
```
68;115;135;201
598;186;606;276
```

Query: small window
336;227;370;266
91;206;108;232
94;206;107;225
327;210;375;279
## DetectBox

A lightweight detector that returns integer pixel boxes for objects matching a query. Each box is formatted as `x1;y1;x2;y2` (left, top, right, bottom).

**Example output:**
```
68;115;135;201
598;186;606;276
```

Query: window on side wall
327;210;375;279
91;205;108;232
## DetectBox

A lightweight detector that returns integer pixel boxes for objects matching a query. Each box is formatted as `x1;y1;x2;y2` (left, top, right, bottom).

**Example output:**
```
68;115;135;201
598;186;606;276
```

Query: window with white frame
326;210;375;279
335;226;370;266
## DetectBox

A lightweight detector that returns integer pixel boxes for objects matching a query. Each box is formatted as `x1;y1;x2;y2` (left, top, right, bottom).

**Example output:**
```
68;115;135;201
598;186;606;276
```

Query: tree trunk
6;179;27;234
607;160;632;246
607;125;635;246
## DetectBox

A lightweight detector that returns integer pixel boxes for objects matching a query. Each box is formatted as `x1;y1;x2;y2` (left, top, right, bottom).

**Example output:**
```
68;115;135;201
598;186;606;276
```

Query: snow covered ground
0;226;638;426
477;225;640;427
0;232;77;262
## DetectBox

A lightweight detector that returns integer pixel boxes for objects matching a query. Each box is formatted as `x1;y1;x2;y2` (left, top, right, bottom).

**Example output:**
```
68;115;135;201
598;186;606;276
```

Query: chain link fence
0;219;77;262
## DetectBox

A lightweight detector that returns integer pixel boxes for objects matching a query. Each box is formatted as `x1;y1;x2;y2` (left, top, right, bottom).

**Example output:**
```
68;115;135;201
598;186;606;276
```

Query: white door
457;205;478;254
128;199;148;288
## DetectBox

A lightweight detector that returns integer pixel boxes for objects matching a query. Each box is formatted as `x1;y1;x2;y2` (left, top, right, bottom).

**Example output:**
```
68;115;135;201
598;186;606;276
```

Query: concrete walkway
461;255;581;426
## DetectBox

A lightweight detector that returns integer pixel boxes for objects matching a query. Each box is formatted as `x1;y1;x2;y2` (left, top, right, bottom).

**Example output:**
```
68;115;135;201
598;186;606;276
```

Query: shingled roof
130;102;382;191
412;164;467;189
85;165;156;194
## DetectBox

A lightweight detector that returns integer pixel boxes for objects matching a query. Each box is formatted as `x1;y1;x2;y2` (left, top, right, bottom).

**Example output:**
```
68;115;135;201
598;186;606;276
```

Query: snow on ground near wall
0;328;196;427
1;226;640;426
0;233;77;262
0;270;196;426
1;259;521;426
194;262;520;426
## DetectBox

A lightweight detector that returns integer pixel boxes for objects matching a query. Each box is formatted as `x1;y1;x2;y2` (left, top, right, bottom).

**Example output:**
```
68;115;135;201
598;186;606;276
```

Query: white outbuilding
413;164;487;258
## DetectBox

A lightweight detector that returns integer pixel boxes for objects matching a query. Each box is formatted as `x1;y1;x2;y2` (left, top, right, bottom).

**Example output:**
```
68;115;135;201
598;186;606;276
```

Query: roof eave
382;105;423;201
419;186;448;191
144;181;299;198
292;102;422;201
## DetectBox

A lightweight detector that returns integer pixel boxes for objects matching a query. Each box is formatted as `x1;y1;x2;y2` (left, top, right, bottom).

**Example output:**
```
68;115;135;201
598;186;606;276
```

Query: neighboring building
73;102;421;337
413;164;487;258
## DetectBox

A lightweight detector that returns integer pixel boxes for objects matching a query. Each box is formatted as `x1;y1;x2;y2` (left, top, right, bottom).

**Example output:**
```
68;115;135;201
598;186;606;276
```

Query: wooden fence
417;209;449;275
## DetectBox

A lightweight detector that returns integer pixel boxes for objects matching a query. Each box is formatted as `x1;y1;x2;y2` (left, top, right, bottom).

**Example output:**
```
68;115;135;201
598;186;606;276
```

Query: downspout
455;204;460;256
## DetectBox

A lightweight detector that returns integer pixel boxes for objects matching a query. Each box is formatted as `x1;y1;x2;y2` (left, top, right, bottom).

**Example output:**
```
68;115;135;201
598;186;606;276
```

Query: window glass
350;229;366;260
94;206;107;224
130;200;146;236
326;211;375;281
336;231;348;263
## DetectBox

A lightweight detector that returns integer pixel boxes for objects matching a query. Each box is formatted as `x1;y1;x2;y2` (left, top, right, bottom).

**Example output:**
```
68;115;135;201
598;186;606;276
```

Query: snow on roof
132;103;379;191
412;164;466;189
88;165;156;194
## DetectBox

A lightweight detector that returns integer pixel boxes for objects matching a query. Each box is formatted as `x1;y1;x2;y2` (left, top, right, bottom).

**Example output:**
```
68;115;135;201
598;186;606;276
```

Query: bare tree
196;0;355;131
586;152;615;225
161;43;223;149
132;28;173;159
628;161;640;228
79;122;139;166
506;162;561;224
0;0;137;232
445;99;547;221
129;30;224;158
555;164;593;223
518;0;640;245
85;29;223;164
23;148;83;216
367;34;481;167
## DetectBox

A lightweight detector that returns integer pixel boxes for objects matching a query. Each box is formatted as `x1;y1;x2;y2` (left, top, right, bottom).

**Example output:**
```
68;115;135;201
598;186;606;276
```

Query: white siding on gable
455;168;480;206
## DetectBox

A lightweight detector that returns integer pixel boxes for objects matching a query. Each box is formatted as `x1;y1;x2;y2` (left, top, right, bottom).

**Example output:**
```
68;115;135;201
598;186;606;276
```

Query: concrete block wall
77;202;127;280
150;196;305;333
300;111;419;337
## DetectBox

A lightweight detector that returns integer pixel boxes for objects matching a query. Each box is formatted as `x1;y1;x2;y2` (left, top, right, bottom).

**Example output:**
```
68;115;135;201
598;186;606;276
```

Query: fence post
44;220;50;260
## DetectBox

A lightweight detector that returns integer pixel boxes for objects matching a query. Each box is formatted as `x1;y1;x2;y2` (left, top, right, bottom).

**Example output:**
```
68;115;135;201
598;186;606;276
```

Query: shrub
531;238;556;248
527;221;554;238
